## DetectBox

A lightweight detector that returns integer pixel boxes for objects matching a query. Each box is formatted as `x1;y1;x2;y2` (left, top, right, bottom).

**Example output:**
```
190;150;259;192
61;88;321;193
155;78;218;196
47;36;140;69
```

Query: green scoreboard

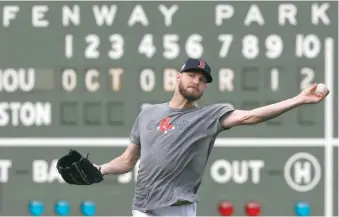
0;1;337;216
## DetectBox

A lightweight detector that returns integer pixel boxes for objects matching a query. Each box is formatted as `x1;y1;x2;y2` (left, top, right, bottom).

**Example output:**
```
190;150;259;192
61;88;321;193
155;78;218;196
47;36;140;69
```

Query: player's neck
168;94;197;109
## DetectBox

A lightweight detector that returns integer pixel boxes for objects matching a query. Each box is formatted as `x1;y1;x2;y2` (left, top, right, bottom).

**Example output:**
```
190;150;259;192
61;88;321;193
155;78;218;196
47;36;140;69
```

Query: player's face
177;71;207;102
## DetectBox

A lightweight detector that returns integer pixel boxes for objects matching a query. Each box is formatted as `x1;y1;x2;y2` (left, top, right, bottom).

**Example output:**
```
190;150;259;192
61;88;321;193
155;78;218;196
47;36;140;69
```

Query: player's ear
176;73;181;83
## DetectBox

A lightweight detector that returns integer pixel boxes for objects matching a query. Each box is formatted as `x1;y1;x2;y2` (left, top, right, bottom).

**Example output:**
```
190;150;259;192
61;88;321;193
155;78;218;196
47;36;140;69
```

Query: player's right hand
93;164;102;173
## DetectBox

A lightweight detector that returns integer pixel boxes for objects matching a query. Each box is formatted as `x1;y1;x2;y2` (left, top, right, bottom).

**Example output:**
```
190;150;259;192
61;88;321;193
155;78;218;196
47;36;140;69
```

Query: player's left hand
297;83;329;104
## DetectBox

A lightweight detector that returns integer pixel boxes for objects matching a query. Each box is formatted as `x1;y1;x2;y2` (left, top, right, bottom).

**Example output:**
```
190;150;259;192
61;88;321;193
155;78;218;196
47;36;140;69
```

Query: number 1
65;34;73;59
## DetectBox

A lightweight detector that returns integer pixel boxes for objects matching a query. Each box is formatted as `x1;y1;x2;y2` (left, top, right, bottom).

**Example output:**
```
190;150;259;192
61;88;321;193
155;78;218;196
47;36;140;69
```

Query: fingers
309;83;317;91
315;92;324;98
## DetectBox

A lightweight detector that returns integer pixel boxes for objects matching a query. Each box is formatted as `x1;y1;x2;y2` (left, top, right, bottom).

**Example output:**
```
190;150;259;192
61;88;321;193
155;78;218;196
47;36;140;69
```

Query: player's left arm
221;83;329;129
221;98;303;128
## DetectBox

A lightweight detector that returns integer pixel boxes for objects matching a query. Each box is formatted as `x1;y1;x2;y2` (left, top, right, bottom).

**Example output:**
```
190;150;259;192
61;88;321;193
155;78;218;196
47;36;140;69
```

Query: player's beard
178;82;203;102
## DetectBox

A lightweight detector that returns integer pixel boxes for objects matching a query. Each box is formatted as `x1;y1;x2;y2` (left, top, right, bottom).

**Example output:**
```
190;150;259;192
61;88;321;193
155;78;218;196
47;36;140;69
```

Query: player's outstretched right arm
96;143;140;176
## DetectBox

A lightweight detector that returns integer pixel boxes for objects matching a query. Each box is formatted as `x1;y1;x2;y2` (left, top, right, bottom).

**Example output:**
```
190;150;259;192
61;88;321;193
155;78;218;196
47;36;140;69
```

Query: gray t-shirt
129;103;234;212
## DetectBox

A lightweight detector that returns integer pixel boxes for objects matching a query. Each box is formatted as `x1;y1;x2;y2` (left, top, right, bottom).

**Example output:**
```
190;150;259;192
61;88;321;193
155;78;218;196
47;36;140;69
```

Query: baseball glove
56;149;103;185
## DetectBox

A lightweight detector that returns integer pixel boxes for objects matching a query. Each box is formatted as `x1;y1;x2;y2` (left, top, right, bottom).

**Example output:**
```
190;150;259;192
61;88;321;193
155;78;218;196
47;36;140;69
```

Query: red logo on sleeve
157;117;175;134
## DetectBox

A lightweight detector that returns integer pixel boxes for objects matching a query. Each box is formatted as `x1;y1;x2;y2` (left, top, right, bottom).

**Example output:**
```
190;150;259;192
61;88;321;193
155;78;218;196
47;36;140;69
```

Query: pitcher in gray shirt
95;58;329;216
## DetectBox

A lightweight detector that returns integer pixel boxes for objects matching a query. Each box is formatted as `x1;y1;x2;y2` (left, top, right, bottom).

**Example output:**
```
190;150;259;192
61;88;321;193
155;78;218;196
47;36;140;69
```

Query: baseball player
95;58;329;216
